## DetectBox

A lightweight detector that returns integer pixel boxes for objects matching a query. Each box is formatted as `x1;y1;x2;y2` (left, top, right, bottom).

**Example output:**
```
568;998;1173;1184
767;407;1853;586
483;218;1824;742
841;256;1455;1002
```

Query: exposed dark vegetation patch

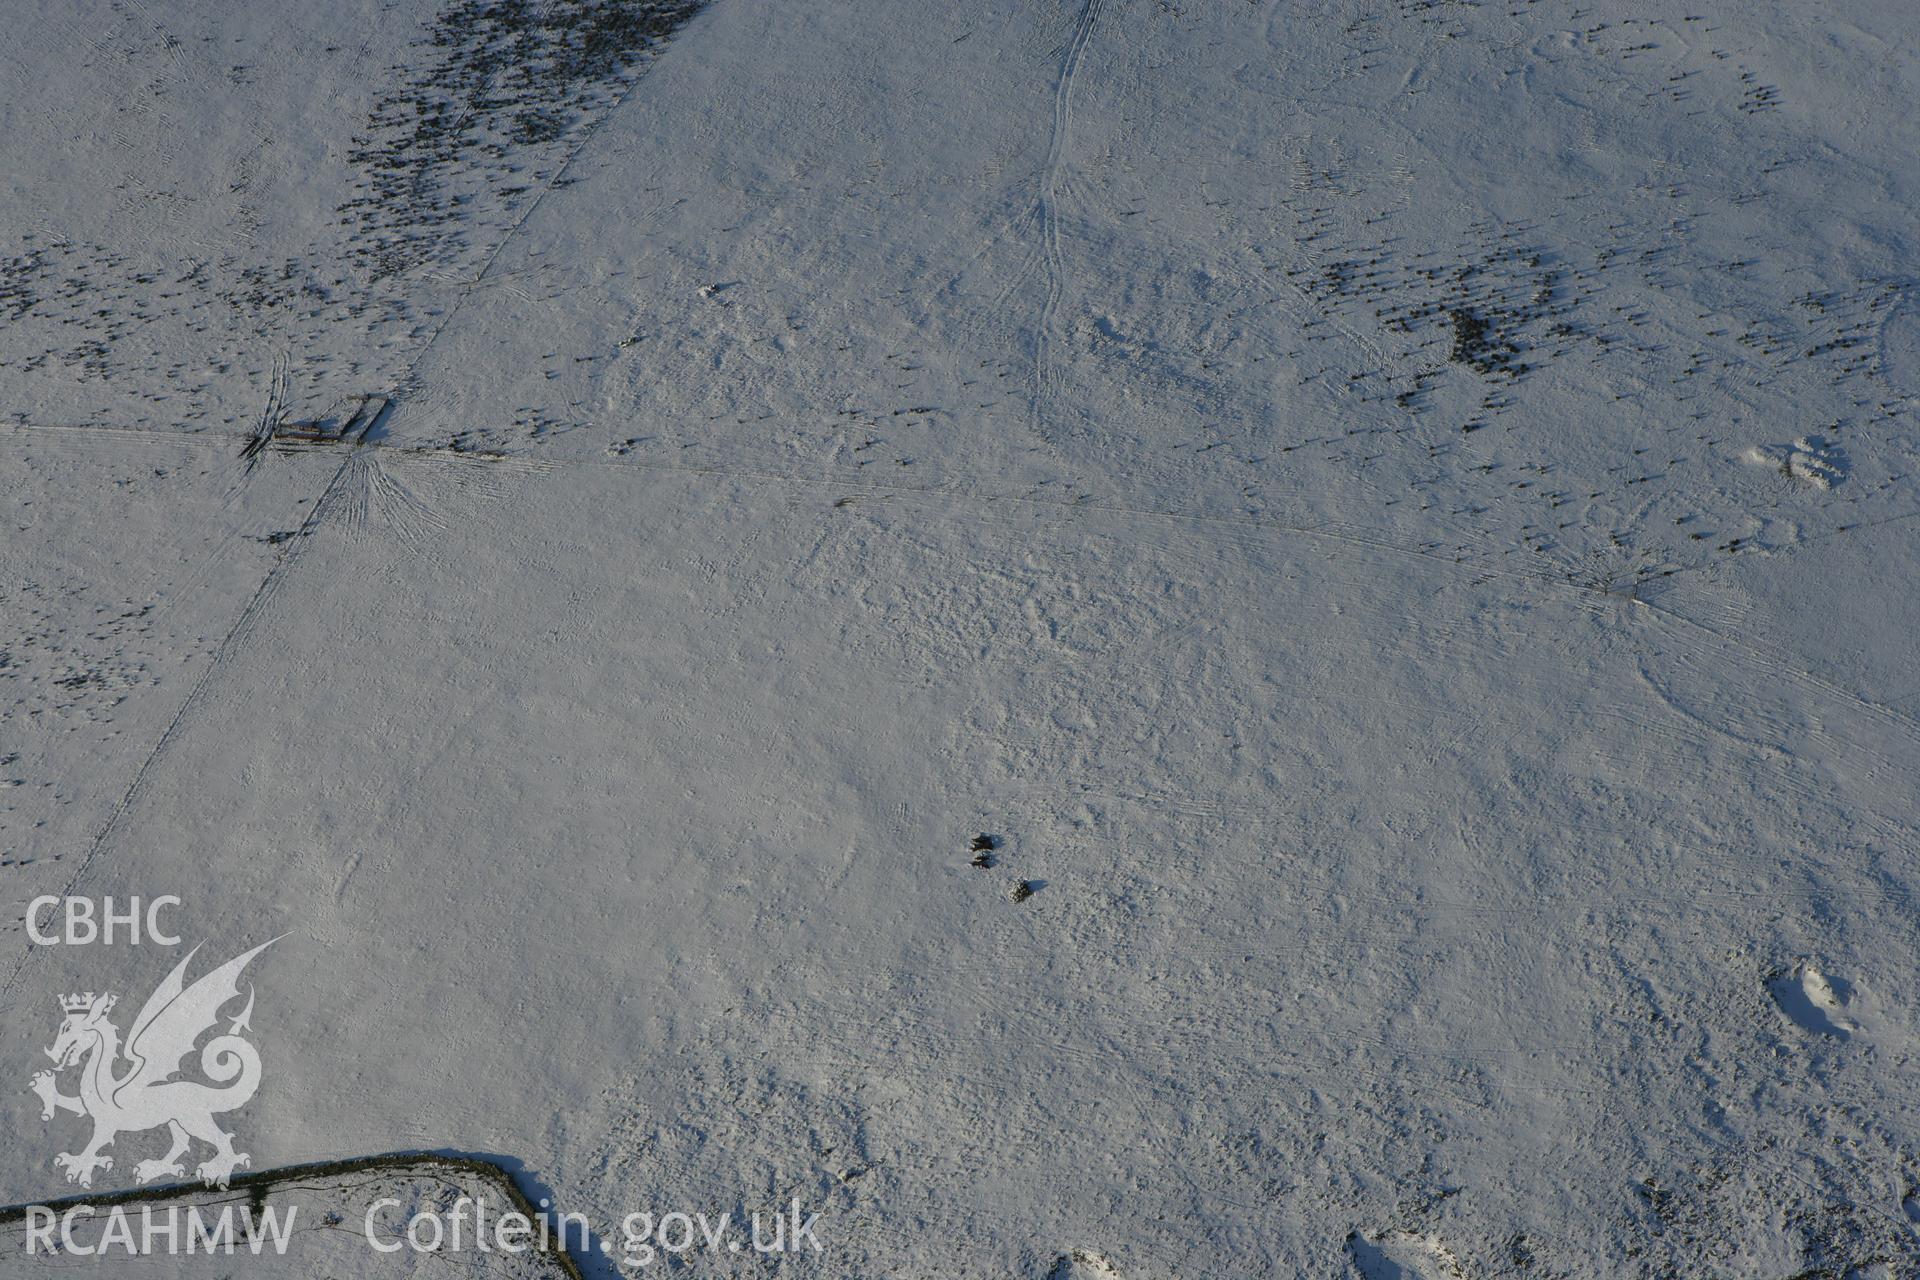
1617;1127;1920;1280
0;581;158;724
0;249;45;321
0;1;704;430
1446;306;1517;376
1326;242;1565;386
341;0;704;280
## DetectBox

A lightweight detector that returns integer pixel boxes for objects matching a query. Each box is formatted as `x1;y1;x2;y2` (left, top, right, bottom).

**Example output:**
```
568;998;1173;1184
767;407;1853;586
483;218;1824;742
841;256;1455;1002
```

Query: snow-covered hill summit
3;1;1919;1275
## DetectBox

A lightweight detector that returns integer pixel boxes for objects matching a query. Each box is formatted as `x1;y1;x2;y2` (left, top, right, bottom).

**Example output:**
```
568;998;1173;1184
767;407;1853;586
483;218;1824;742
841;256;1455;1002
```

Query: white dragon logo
28;939;277;1189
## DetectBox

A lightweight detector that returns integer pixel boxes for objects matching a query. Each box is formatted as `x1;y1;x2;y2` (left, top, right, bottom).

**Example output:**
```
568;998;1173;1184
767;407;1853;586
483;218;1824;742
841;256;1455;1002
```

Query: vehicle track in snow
1028;0;1104;458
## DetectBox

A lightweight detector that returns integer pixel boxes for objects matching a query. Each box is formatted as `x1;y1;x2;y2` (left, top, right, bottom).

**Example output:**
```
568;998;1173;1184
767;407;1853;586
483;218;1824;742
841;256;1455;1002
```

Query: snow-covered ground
4;0;1920;1275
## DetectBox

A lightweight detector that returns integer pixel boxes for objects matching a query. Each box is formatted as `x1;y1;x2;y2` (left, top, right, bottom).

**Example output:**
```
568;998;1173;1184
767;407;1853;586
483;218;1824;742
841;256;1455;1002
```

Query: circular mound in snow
1883;299;1920;397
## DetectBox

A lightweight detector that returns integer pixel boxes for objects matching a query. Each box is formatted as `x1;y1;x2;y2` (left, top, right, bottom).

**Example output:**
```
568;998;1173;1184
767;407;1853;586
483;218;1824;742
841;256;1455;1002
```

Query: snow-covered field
4;0;1920;1275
